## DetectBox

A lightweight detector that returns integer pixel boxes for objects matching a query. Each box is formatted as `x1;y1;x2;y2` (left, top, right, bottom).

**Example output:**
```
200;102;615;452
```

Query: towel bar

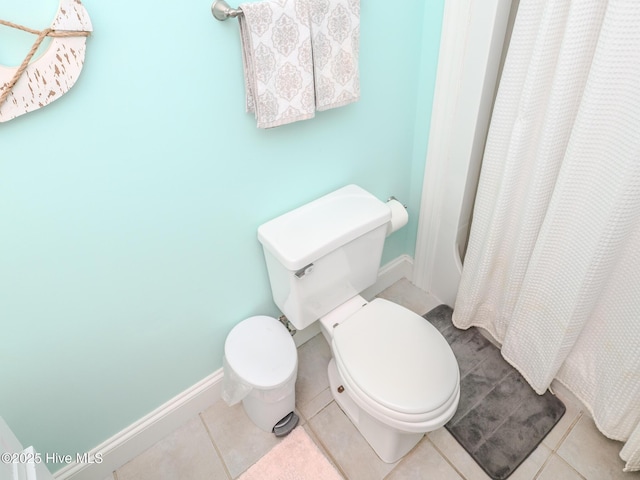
211;0;243;21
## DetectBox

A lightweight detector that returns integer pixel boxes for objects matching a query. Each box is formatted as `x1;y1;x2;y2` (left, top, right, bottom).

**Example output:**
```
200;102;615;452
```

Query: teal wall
0;0;444;465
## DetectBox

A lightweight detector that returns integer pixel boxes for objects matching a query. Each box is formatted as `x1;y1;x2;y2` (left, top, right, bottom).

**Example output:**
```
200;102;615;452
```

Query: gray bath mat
424;305;566;480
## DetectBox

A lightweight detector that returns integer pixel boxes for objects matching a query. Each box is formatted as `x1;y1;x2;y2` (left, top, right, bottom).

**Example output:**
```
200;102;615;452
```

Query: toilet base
327;359;424;463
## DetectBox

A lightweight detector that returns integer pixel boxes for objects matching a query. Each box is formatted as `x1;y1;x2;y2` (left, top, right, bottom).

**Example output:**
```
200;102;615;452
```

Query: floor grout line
302;404;350;480
552;411;584;453
424;435;468;480
198;412;234;480
531;451;553;480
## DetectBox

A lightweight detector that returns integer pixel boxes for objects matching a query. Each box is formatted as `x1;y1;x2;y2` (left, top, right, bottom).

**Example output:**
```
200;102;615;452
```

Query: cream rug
239;427;343;480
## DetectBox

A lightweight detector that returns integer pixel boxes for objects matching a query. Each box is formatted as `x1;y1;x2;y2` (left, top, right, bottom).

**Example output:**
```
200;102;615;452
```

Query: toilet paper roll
386;198;408;236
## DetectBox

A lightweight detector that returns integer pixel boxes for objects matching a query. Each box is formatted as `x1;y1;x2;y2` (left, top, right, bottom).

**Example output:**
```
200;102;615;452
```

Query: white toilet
257;184;460;463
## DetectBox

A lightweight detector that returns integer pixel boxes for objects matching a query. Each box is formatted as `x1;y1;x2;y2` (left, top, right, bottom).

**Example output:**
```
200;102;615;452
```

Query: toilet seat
332;299;459;429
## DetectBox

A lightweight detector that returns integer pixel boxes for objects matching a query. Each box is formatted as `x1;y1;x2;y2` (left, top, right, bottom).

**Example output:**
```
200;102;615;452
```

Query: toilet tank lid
258;185;391;271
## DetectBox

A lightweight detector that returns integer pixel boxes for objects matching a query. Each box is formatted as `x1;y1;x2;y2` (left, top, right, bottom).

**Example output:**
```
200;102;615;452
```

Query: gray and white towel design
239;0;315;128
238;0;360;127
310;0;360;111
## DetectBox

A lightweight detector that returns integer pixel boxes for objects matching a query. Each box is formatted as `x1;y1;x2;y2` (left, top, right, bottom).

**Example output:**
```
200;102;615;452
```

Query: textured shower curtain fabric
453;0;640;472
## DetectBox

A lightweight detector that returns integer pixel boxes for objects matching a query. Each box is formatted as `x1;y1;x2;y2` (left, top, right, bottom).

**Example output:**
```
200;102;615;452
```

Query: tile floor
106;279;639;480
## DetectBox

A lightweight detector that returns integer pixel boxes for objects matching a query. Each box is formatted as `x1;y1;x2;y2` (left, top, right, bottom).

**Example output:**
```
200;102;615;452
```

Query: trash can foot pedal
273;411;298;437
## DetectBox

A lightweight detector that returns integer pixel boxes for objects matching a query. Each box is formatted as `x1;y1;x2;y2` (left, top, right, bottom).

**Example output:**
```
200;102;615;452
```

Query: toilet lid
333;298;459;415
225;316;297;389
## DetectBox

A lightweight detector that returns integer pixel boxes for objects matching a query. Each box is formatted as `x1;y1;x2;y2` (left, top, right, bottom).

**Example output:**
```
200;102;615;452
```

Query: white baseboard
54;255;413;479
53;370;224;480
363;254;414;300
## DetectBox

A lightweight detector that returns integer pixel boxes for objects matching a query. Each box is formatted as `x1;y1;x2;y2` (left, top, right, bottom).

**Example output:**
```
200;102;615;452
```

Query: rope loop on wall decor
0;0;93;123
0;19;91;109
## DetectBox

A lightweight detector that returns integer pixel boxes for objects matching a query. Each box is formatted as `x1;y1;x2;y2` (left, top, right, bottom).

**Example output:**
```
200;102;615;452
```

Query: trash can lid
225;315;297;389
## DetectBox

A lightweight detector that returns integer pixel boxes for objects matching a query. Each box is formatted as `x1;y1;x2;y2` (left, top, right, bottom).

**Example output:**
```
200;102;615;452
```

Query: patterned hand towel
239;0;315;128
310;0;360;111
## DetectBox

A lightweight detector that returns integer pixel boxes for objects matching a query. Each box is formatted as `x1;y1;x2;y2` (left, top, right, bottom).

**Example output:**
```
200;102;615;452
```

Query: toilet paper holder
386;196;409;236
387;196;408;209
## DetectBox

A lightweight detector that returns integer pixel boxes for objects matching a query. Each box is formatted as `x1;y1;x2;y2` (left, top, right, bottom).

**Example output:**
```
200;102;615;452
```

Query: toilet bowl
257;185;460;462
320;296;459;462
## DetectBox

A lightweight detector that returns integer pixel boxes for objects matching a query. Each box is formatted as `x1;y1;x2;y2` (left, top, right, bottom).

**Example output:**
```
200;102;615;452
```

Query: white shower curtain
453;0;640;472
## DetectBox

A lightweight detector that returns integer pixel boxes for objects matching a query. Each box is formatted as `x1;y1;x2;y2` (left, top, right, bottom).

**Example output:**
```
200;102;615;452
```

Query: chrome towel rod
211;0;243;21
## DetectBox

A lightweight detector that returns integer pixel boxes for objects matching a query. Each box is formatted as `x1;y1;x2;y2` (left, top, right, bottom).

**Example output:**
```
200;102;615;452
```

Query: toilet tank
258;185;391;330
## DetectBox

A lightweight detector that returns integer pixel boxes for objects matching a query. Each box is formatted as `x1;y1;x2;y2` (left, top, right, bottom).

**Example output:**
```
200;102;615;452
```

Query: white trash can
222;315;298;434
